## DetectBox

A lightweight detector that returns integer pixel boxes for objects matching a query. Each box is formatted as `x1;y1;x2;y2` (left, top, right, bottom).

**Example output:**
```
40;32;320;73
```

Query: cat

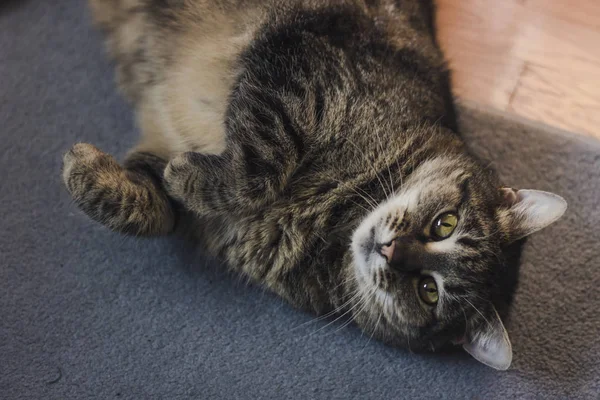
62;0;567;370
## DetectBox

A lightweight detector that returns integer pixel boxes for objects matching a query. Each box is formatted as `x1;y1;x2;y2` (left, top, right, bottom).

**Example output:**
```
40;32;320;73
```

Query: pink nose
379;241;396;263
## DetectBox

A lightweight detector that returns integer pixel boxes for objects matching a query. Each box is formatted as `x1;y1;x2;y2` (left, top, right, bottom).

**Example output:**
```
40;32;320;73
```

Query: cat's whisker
291;286;361;331
463;298;492;328
338;134;391;200
373;127;395;197
321;172;378;211
330;275;355;293
333;286;378;334
345;185;379;211
452;293;495;308
332;296;370;334
465;226;503;241
304;300;360;337
349;184;379;210
393;152;403;194
362;292;386;351
346;198;373;214
460;304;469;339
308;286;377;337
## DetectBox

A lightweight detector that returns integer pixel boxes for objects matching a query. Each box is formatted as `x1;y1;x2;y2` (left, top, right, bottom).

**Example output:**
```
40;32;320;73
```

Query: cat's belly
133;6;263;160
135;83;228;158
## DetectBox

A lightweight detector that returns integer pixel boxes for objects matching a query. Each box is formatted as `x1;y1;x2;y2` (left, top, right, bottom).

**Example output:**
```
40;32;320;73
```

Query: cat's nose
379;240;396;263
379;237;421;272
378;237;407;264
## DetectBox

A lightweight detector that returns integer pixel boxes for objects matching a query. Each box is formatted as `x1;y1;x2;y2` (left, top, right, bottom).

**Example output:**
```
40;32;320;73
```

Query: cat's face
350;156;567;370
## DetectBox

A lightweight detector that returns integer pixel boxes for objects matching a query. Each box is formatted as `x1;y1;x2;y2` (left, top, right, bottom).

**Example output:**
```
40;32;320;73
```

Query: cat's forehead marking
384;156;467;213
407;156;466;183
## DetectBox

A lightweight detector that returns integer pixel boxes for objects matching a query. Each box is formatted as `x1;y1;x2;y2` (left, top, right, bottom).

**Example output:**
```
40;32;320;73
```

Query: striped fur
62;0;566;369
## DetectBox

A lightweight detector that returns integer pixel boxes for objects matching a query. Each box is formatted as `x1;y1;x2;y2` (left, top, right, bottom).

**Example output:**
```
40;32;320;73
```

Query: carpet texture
1;1;599;399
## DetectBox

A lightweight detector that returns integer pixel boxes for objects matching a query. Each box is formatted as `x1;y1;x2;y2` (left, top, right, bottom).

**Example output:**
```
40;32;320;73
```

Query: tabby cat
62;0;567;370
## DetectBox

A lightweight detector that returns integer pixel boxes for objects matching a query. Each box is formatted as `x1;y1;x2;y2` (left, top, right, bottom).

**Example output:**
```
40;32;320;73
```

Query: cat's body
63;0;567;370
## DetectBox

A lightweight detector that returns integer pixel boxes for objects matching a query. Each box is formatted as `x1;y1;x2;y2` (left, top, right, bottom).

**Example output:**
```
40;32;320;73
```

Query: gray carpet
1;1;599;399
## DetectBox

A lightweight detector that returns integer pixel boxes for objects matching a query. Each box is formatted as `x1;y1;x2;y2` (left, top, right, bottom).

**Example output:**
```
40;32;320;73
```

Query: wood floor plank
526;0;600;31
436;0;600;139
436;0;526;109
510;63;600;137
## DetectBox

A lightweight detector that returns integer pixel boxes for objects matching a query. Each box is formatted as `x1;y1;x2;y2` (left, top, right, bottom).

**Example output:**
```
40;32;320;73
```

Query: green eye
431;212;458;240
418;277;439;305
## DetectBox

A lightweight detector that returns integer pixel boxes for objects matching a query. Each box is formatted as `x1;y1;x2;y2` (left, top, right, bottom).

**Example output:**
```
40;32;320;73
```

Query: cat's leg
62;143;176;236
164;145;295;216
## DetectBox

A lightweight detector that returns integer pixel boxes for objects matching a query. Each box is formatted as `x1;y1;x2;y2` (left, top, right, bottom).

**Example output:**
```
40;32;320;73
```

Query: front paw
164;152;225;216
62;143;175;235
164;152;199;203
62;143;119;196
61;143;121;216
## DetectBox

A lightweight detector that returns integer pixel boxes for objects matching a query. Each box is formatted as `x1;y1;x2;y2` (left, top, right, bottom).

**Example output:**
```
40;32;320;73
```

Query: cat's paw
62;143;120;196
163;152;198;203
62;143;175;235
61;143;125;229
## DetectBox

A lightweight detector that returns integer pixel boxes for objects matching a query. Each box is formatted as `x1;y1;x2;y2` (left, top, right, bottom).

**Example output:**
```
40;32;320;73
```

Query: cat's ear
498;188;567;243
463;307;512;370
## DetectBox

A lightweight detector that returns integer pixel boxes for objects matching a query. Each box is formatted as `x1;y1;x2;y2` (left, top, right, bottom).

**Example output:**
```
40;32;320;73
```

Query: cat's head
349;155;567;370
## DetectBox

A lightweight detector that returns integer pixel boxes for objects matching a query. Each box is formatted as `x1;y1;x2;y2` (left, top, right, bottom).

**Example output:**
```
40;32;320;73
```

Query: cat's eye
431;212;458;240
418;277;439;305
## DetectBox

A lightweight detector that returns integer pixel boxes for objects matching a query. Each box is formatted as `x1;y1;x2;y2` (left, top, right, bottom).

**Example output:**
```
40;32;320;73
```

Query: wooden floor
436;0;600;139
